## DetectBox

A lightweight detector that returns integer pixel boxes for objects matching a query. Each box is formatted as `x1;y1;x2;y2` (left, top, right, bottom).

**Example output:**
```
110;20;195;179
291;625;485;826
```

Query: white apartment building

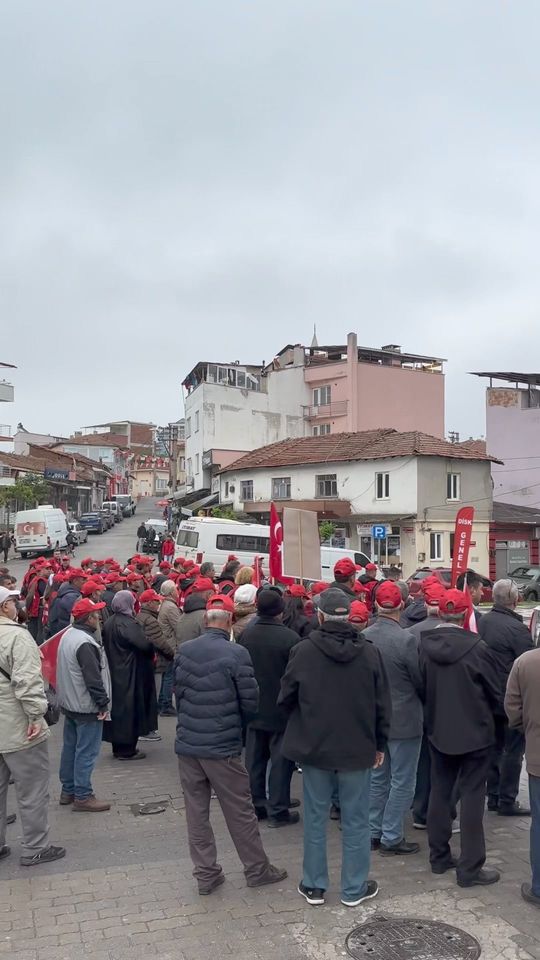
218;429;496;577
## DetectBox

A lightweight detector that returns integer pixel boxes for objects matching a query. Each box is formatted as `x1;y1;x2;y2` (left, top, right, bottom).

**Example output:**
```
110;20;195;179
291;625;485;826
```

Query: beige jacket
505;648;540;777
158;598;184;652
0;616;49;753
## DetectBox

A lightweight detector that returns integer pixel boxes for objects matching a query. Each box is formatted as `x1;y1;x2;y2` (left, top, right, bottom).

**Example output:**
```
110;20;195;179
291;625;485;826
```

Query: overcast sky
2;1;538;440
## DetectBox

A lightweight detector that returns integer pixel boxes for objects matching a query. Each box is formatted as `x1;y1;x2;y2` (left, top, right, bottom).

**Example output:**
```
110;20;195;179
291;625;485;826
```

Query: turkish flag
39;629;67;690
269;503;294;585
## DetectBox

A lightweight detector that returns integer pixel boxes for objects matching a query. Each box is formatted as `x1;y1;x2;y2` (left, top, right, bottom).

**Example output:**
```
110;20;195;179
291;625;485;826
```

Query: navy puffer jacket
48;583;81;636
174;628;258;758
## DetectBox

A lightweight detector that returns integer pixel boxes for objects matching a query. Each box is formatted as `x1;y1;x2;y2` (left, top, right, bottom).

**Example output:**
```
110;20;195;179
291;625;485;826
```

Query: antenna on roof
311;325;319;349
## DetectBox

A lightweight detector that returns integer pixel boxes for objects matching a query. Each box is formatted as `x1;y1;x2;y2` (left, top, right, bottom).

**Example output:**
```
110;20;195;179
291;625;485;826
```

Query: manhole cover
346;916;481;960
129;802;168;816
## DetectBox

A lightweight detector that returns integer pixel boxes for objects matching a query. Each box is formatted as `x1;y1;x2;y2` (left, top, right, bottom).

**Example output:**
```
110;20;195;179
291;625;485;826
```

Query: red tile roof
220;430;500;472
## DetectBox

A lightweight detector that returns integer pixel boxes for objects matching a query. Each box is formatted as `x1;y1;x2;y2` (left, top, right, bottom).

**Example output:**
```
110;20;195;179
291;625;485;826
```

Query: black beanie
256;589;285;617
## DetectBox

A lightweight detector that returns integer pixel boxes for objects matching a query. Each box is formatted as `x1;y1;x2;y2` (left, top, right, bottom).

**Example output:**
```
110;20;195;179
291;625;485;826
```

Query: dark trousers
245;727;295;818
428;743;491;883
487;716;525;809
530;774;540;897
178;755;270;886
413;733;431;823
112;739;138;758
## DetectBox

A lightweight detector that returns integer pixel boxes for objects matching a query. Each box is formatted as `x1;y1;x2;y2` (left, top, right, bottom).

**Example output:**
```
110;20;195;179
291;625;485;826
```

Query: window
195;411;200;433
447;473;461;501
176;528;199;548
236;370;246;388
375;472;390;499
313;385;331;407
185;417;191;438
240;479;254;501
271;477;291;500
430;532;443;562
195;454;200;474
313;424;331;436
224;481;229;499
186;458;192;477
315;474;338;498
450;532;454;560
155;478;168;492
216;533;270;553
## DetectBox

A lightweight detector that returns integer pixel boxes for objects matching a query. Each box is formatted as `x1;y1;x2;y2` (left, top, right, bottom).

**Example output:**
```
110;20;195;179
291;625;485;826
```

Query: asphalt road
4;497;163;585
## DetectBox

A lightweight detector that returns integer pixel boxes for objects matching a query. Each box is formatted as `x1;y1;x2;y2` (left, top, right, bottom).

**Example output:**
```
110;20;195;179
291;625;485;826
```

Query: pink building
272;334;445;438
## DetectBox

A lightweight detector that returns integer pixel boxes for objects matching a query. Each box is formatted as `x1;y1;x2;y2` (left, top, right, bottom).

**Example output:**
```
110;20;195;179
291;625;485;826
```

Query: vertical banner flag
450;506;475;588
269;502;284;582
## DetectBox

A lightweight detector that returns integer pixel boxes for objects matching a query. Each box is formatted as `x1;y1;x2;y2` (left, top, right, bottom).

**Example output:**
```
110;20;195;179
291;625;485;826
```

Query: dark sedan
79;512;105;534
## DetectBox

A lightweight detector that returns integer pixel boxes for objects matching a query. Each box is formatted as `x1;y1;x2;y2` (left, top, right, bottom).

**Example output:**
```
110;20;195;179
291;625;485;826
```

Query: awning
181;492;219;517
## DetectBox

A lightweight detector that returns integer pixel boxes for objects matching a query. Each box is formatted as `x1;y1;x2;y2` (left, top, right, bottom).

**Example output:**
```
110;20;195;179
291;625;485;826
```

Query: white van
15;506;69;558
174;518;376;580
175;518;270;571
101;501;122;523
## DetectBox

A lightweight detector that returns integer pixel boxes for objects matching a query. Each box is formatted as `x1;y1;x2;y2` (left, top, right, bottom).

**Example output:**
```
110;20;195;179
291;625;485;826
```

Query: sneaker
413;820;427;830
498;803;531;817
199;873;225;896
487;798;499;812
431;856;458;875
20;845;66;867
59;793;74;805
521;883;540;907
73;796;111;813
255;806;268;821
246;865;288;888
380;839;420;856
452;821;461;834
457;868;501;888
341;880;379;908
159;707;176;717
139;731;162;742
289;798;301;809
0;846;11;862
371;838;381;851
268;811;300;828
298;881;325;905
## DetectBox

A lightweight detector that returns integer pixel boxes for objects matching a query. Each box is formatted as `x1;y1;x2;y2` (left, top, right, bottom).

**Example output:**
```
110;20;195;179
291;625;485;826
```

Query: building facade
218;430;494;578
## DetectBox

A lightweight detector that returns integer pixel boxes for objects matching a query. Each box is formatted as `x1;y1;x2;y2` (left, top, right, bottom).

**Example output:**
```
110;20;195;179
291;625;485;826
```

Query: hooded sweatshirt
278;620;391;770
420;625;502;755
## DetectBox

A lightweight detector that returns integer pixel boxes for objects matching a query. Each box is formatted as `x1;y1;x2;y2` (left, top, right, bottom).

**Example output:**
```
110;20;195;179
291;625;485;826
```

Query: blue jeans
59;716;103;801
370;737;422;845
158;663;174;711
530;774;540;896
302;765;372;900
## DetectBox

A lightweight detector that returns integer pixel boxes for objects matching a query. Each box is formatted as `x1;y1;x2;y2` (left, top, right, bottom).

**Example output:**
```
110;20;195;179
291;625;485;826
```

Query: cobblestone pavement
2;719;540;960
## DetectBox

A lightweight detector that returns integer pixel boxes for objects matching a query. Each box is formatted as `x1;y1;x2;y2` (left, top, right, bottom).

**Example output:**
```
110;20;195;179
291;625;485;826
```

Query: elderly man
157;580;184;716
175;593;286;895
279;588;391;908
57;598;111;812
363;581;423;855
0;585;65;865
479;579;534;816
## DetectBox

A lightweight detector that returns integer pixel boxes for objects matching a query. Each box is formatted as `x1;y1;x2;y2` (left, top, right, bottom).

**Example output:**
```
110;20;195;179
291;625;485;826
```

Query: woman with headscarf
102;590;158;760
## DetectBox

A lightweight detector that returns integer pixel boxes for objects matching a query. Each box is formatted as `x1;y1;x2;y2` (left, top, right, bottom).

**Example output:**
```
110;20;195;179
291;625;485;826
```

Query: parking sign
371;525;386;540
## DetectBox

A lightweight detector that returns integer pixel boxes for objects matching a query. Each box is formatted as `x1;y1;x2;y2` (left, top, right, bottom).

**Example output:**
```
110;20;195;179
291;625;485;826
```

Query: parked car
99;510;114;530
112;494;136;517
78;512;105;535
144;519;168;554
508;566;540;602
102;501;123;523
68;521;88;545
406;567;492;603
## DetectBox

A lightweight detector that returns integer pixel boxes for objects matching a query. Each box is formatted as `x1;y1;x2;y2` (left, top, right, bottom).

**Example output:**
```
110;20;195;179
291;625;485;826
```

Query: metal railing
303;401;348;419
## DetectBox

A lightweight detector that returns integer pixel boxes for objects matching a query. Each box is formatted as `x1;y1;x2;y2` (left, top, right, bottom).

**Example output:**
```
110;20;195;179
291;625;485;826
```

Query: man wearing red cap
176;579;216;646
47;569;86;636
56;599;111;812
330;558;360;598
363;581;423;857
358;563;379;611
420;588;502;887
136;590;175;741
175;593;287;894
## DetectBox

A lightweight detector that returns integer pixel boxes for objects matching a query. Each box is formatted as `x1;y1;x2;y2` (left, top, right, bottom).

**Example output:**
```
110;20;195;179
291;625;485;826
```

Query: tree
211;505;239;520
0;474;51;528
319;520;336;544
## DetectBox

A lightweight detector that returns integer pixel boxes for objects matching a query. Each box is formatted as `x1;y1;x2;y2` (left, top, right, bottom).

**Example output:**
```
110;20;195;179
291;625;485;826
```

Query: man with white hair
174;593;287;896
479;578;534;816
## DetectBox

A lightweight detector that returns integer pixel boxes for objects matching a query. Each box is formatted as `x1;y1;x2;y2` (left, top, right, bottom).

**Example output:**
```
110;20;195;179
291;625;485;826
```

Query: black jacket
239;617;300;731
420;626;502;755
400;599;427;628
47;583;81;635
278;620;391;771
329;580;356;598
478;605;534;690
102;613;157;745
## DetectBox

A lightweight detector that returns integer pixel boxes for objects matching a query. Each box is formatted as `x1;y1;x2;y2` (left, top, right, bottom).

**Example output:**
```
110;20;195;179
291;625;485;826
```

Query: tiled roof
0;452;46;472
221;430;500;472
61;433;128;448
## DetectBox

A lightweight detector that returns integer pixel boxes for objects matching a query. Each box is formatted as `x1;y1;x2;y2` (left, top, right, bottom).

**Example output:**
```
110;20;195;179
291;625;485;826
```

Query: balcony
303;401;348;420
0;424;12;441
0;382;14;403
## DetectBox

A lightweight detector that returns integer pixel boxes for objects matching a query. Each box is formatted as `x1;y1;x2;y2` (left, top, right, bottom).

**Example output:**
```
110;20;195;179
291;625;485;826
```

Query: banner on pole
450;506;475;588
282;507;322;581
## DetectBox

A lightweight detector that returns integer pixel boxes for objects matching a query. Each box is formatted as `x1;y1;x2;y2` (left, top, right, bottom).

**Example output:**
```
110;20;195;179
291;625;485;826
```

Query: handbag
0;664;60;727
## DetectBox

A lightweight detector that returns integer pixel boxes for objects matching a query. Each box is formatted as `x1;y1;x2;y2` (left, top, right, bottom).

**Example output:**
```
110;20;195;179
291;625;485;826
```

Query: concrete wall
417;458;492;523
486;387;540;507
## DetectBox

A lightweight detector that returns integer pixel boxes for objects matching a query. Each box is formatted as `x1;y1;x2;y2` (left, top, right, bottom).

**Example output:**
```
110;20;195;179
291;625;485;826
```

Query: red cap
422;578;446;606
126;572;143;583
375;581;402;609
334;558;361;577
103;558;115;564
184;559;195;569
159;561;171;570
311;581;329;596
353;580;368;595
365;563;378;572
206;594;235;613
190;577;216;593
287;584;309;599
81;558;93;567
71;598;106;618
349;600;370;624
227;554;239;562
67;568;86;581
61;556;71;564
81;580;103;597
439;589;470;615
140;588;162;604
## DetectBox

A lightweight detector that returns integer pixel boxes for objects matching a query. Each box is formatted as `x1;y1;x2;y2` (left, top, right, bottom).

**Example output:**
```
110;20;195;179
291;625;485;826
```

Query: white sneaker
139;731;162;741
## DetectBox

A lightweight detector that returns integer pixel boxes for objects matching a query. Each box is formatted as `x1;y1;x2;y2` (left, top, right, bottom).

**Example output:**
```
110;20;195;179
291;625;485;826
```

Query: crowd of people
0;548;539;913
